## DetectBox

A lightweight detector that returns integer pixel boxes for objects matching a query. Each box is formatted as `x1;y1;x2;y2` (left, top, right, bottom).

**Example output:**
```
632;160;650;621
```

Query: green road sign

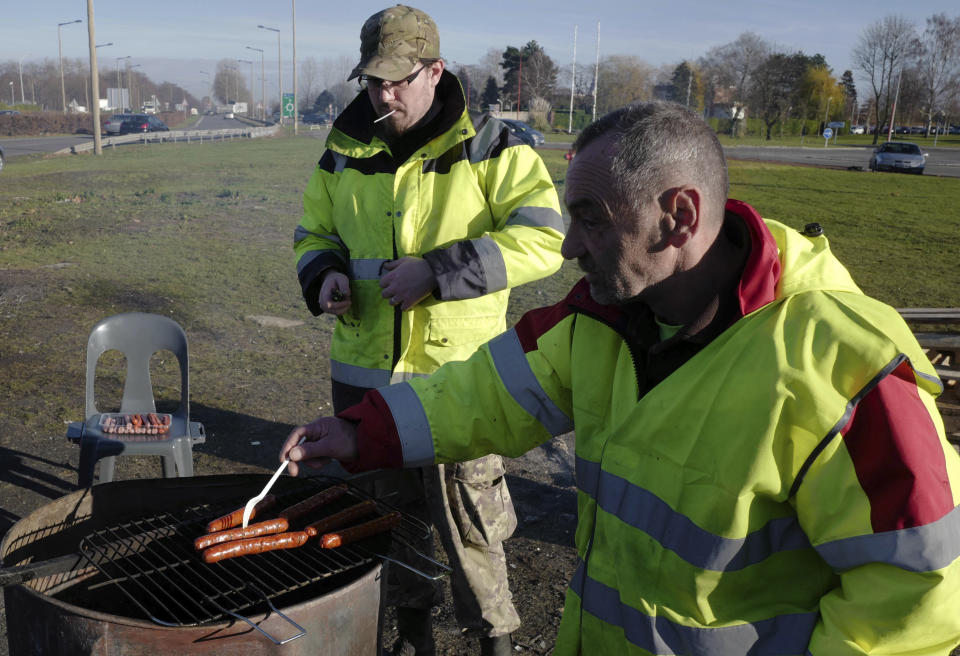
282;93;295;118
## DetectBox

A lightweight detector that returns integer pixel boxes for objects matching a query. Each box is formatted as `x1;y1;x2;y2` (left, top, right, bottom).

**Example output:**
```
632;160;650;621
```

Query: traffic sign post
822;127;833;148
282;93;295;118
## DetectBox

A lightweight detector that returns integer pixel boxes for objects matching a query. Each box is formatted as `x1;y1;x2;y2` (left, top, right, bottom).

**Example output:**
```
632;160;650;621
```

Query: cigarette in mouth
374;110;397;123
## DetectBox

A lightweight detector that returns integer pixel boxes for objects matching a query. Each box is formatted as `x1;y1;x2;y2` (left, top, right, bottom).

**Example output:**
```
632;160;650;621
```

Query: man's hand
320;271;352;315
280;418;359;477
379;257;436;310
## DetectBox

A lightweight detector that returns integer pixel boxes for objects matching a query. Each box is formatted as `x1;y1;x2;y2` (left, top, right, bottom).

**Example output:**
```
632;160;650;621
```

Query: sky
4;0;958;102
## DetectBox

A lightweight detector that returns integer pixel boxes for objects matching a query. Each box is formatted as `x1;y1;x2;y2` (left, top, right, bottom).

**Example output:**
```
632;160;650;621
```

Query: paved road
0;114;266;158
725;144;960;178
4;129;960;178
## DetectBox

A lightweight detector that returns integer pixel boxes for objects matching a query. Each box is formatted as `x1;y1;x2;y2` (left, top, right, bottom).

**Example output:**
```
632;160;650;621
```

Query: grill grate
77;477;432;627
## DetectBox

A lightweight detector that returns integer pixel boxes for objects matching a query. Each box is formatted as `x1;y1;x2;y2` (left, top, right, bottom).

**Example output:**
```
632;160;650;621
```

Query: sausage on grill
278;484;349;523
204;494;279;533
320;512;401;549
304;500;377;537
194;517;290;551
202;531;309;564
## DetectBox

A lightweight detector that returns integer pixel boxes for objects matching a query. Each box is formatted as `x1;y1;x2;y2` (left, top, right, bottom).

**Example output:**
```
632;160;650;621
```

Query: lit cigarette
374;110;396;123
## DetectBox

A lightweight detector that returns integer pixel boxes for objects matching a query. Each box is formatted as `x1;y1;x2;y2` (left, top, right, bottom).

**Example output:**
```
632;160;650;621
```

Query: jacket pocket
448;455;517;548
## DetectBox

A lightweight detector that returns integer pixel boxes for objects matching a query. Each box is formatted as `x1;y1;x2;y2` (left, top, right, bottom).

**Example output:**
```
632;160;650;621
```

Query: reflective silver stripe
570;559;818;655
294;225;345;247
330;360;391;388
488;330;573;435
349;258;389;280
332;151;348;173
297;250;333;275
575;456;812;571
815;502;960;572
506;206;565;233
379;382;435;467
471;236;508;294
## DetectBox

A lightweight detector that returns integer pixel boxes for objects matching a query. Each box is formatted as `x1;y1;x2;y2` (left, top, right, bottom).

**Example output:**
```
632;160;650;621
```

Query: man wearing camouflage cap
292;5;565;655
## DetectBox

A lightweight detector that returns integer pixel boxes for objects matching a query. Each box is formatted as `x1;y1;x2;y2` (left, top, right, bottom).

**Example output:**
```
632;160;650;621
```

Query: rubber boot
479;634;513;656
392;607;435;656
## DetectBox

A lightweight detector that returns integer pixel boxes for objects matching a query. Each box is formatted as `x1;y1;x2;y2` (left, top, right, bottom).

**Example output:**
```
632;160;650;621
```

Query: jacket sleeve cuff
337;389;404;472
298;253;348;316
423;236;506;300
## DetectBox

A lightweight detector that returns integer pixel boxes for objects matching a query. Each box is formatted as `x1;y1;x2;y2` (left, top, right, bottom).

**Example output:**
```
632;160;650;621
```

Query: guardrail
64;124;281;154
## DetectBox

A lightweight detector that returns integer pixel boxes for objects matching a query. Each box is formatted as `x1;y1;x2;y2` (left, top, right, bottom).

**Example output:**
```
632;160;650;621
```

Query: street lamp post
199;70;211;112
58;19;83;113
129;63;142;110
116;55;130;110
258;24;281;124
86;43;111;112
18;56;27;104
239;59;254;116
245;46;265;120
8;83;13;106
292;0;298;134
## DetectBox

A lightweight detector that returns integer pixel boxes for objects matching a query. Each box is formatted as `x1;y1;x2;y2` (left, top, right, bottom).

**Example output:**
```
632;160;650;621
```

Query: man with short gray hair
292;5;564;655
286;100;960;654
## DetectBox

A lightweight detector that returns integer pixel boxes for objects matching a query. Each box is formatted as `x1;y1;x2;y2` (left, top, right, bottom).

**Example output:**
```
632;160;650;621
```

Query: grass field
1;133;958;469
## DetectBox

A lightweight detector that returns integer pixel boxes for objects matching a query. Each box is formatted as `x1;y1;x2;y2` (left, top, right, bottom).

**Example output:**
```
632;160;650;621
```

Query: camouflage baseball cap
348;5;440;81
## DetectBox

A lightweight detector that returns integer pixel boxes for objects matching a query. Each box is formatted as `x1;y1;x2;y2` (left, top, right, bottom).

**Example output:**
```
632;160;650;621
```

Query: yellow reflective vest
347;201;960;655
294;72;564;385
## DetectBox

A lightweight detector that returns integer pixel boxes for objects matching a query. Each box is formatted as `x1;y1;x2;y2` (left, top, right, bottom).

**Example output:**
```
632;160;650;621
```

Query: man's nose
377;84;398;101
560;226;582;260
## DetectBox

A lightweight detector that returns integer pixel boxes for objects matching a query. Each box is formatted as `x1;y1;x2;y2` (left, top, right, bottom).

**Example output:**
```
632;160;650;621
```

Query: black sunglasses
360;64;428;91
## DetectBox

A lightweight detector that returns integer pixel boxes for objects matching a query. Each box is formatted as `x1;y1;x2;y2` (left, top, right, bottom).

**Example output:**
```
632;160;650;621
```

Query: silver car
869;142;926;175
103;113;134;135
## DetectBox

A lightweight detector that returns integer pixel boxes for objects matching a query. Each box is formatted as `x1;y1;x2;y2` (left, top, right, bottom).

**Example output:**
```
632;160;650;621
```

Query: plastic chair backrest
84;313;190;423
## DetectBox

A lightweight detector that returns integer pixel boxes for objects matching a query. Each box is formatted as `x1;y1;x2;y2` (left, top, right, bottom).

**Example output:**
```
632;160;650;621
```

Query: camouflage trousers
332;381;521;638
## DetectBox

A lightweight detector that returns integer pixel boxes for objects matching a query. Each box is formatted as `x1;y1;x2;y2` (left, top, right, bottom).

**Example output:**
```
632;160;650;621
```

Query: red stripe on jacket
841;360;954;532
338;390;404;471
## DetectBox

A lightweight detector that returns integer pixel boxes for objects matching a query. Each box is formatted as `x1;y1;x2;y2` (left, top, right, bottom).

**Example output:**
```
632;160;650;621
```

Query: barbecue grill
1;474;445;655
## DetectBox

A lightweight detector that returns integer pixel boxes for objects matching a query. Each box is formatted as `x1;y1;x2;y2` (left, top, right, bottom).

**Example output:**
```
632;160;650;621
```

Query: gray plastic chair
67;312;205;487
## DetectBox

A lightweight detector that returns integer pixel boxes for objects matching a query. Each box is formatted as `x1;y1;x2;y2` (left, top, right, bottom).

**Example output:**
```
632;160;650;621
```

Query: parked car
303;113;330;125
103;113;135;134
224;112;235;119
0;143;5;173
849;125;865;135
500;118;545;147
119;114;169;135
0;109;20;116
869;141;927;175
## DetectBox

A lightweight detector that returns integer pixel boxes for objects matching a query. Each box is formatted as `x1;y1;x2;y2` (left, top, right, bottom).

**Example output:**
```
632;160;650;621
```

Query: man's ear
663;186;702;248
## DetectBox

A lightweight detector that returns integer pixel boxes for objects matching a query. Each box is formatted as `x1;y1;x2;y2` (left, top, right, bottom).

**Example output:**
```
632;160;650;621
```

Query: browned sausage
204;494;279;533
304;500;377;537
194;517;290;551
320;512;401;549
202;531;309;564
278;484;349;523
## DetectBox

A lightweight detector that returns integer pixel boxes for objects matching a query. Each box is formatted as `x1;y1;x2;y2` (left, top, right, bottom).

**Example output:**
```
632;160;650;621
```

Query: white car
225;112;234;119
850;125;865;135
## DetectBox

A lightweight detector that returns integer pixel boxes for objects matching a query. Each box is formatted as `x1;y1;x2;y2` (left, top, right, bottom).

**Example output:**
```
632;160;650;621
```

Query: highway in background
3;127;960;178
0;114;257;158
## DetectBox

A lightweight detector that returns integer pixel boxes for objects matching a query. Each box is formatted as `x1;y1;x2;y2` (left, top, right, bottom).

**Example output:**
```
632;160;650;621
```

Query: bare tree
748;52;808;139
299;56;321;113
852;15;918;143
915;13;960;135
699;32;771;134
596;55;655;114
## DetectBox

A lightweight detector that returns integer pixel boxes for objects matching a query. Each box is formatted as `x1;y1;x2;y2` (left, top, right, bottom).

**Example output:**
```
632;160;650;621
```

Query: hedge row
0;111;186;137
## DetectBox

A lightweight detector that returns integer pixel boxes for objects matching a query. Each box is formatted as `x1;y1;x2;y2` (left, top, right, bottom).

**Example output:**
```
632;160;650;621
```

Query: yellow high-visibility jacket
343;200;960;655
294;72;564;385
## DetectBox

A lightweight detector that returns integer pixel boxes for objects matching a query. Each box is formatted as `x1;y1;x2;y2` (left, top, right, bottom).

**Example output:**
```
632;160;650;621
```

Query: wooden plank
898;308;960;324
914;332;960;350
